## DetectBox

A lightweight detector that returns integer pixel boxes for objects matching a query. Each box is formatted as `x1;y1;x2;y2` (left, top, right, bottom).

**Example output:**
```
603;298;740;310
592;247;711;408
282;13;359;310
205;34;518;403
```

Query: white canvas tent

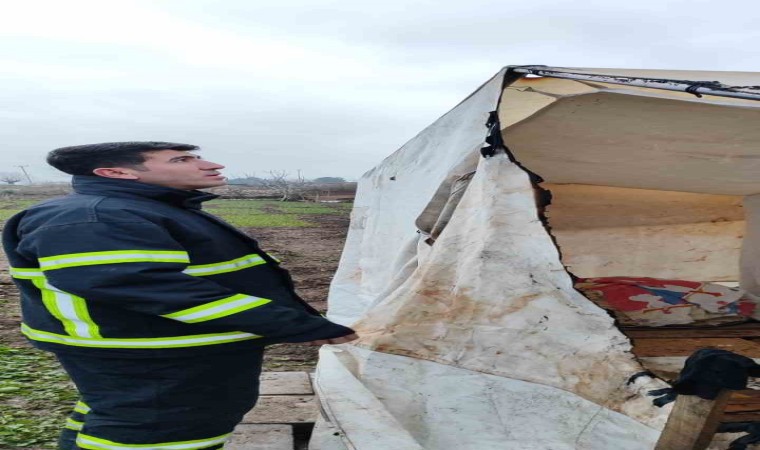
310;67;760;450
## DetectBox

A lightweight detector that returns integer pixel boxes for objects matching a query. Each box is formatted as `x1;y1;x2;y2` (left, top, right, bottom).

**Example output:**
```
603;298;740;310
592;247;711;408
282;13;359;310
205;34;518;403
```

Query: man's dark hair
47;141;199;176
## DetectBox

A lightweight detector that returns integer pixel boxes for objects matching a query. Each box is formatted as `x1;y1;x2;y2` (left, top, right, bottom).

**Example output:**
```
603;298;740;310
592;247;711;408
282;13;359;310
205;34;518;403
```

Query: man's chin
181;178;227;190
201;178;228;189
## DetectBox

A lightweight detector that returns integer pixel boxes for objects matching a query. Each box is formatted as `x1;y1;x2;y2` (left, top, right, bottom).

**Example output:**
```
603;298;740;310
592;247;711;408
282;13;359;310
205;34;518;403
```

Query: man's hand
304;333;359;346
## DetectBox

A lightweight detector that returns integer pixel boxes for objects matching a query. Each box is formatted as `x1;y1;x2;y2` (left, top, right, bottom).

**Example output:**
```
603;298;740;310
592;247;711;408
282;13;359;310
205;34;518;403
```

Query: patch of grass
0;198;352;227
204;199;350;227
212;212;310;227
0;200;41;221
259;201;339;215
0;346;78;448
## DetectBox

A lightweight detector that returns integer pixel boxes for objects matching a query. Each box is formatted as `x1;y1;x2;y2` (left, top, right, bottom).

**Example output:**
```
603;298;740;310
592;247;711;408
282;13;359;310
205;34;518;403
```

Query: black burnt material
478;111;545;185
480;110;504;158
507;66;760;101
717;422;760;450
685;81;724;98
649;348;760;407
478;108;565;274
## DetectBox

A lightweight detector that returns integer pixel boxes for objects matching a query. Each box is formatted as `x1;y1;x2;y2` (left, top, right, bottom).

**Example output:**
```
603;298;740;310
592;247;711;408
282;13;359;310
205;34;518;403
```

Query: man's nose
200;160;225;170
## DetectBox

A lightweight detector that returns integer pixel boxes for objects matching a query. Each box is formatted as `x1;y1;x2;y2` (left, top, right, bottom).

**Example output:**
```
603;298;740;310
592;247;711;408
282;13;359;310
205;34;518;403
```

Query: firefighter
2;142;357;450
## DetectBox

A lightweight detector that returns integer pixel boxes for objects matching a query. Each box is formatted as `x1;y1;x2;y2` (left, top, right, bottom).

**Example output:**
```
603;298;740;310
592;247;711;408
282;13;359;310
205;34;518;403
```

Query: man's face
127;150;226;190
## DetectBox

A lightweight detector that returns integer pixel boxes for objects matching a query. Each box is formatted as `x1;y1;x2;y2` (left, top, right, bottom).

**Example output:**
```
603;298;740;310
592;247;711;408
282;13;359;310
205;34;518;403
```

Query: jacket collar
71;176;219;210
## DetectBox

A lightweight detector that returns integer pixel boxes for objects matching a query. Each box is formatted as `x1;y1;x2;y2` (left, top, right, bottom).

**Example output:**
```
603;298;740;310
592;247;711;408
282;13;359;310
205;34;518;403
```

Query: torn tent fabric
312;67;760;450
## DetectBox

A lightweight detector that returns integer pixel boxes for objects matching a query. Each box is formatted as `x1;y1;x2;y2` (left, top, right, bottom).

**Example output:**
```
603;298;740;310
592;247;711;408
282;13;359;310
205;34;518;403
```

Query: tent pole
509;66;760;101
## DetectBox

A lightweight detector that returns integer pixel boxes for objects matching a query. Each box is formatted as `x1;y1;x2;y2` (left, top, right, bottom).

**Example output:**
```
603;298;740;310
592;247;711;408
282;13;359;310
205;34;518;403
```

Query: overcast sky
1;0;759;182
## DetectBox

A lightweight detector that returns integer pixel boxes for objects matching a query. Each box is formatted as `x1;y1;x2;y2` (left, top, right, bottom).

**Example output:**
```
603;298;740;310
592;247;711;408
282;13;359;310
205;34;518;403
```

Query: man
2;142;357;450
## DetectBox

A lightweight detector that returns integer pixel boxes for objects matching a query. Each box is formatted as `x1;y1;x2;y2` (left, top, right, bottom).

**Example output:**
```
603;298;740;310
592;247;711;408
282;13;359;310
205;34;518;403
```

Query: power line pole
16;165;32;184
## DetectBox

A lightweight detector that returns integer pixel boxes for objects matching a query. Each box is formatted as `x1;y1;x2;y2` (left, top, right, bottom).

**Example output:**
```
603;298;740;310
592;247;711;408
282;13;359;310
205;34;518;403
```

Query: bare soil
0;212;351;372
250;214;350;371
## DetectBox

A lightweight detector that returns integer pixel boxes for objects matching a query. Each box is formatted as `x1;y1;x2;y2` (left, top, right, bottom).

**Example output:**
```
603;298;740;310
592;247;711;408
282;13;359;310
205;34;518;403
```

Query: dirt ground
0;212;351;372
249;214;350;371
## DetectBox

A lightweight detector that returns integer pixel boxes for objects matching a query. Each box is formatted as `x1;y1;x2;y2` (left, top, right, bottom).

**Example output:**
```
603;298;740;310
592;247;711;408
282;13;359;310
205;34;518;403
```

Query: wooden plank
242;395;317;424
721;411;760;422
724;403;760;413
260;372;313;395
655;390;731;450
228;424;294;450
623;323;760;332
632;338;760;357
728;390;760;404
625;327;760;339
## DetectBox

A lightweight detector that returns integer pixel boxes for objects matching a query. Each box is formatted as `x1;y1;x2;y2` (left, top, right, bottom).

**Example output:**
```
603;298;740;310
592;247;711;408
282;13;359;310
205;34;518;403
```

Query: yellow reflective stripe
65;418;84;431
33;278;73;333
183;254;266;276
74;400;91;414
76;432;231;450
9;267;44;279
21;324;261;349
267;252;281;263
161;294;271;324
72;295;102;338
32;279;101;338
39;250;189;271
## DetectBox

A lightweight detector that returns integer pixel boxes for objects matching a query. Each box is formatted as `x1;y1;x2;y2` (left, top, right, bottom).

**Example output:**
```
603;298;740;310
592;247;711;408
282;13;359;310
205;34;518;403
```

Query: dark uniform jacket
2;176;354;358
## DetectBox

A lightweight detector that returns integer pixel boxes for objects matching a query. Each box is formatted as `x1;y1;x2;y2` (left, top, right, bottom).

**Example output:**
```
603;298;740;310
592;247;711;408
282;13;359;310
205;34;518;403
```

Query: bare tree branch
261;170;313;201
0;172;24;185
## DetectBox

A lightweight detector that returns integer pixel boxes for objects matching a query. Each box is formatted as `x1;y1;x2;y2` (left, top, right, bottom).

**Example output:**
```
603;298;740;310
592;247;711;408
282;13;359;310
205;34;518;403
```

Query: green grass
0;200;41;221
204;199;351;227
258;201;339;215
0;198;353;227
0;346;78;448
0;195;349;259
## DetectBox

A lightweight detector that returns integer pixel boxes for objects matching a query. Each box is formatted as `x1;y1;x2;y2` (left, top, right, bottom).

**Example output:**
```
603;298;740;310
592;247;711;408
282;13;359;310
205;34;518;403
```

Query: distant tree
262;170;312;201
312;177;345;183
227;176;267;186
0;172;23;185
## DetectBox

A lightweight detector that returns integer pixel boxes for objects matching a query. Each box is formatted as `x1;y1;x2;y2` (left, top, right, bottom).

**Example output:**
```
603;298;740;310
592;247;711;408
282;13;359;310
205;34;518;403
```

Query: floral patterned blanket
575;276;758;327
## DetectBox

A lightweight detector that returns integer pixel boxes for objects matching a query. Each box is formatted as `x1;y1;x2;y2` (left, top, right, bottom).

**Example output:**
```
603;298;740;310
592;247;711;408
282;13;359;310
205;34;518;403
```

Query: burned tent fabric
312;67;760;450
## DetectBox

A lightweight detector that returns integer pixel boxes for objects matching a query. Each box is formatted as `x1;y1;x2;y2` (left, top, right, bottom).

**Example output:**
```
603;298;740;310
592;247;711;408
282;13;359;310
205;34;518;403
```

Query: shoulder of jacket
21;194;159;229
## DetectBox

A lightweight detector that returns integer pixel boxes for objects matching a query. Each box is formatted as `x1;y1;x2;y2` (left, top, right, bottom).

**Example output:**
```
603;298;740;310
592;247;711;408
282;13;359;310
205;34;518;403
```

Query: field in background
0;200;42;221
0;196;352;449
0;197;352;226
205;199;351;227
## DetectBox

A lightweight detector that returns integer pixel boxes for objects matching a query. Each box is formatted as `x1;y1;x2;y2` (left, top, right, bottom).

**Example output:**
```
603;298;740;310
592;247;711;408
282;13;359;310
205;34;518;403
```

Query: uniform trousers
55;349;264;450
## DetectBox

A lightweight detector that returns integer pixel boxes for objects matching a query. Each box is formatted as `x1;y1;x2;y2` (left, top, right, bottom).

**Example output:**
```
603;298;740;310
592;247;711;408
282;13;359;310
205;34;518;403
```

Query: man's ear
92;167;140;180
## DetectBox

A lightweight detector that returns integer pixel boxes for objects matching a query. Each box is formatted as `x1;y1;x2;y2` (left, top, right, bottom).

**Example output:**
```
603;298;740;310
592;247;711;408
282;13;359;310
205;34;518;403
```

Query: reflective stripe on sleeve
21;324;260;348
182;254;265;276
9;267;44;279
39;250;189;271
65;418;84;431
161;294;271;324
74;400;91;414
76;432;231;450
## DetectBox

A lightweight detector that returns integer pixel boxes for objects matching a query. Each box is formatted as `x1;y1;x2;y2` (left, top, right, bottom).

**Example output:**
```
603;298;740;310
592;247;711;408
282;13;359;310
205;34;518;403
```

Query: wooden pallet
227;372;317;450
